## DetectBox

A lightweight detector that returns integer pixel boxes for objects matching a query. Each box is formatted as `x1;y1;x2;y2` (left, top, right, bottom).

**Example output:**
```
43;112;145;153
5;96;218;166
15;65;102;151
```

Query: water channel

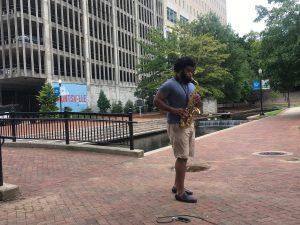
133;110;266;152
134;120;247;152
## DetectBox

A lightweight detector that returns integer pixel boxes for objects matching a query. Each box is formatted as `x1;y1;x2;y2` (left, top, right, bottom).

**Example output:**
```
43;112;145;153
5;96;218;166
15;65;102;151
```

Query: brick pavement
0;108;299;225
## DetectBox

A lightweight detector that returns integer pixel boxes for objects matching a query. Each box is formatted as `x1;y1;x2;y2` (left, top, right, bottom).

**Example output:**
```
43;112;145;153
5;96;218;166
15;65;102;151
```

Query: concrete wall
202;97;217;114
264;91;300;105
89;85;136;112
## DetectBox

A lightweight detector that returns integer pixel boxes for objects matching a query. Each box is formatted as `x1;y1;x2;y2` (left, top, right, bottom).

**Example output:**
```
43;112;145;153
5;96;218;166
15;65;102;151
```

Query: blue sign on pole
52;82;87;112
54;87;60;96
252;80;261;91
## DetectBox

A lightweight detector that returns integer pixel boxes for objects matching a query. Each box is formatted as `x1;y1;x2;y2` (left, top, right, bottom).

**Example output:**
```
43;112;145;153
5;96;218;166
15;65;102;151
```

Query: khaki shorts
167;123;195;159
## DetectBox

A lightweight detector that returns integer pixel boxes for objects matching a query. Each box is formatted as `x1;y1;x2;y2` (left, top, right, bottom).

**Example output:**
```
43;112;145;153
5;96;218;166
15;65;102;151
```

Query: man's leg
175;158;187;196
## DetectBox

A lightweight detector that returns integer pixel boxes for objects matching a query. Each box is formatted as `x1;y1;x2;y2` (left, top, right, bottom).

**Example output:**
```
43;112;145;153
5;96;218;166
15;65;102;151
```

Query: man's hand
171;108;188;117
193;94;201;106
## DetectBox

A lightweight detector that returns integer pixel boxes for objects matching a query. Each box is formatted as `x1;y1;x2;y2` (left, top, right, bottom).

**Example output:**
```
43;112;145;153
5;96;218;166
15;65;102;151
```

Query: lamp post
258;69;264;115
58;79;62;112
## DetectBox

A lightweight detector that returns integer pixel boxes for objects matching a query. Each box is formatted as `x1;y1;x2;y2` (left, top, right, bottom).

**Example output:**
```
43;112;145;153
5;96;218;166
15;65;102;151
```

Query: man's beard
180;72;191;84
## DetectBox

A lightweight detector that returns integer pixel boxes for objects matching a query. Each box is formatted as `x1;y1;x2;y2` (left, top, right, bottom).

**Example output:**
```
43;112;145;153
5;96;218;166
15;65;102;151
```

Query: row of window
118;51;136;70
91;64;114;81
119;70;137;83
1;0;42;17
0;50;45;75
0;19;43;45
173;0;226;21
50;2;83;32
167;7;188;23
138;0;153;10
138;5;154;26
118;31;136;52
88;0;112;23
61;0;82;8
89;19;113;44
139;23;150;40
52;29;83;56
116;0;133;15
53;55;85;78
90;41;114;64
117;11;135;34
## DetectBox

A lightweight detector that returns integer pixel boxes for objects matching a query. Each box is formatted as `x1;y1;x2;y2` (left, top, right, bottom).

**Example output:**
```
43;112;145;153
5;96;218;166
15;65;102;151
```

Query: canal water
134;119;247;152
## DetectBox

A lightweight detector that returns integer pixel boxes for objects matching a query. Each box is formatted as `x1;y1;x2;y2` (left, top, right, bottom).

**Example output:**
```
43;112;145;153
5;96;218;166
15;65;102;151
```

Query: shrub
124;100;134;113
36;83;59;112
111;101;123;113
97;90;110;113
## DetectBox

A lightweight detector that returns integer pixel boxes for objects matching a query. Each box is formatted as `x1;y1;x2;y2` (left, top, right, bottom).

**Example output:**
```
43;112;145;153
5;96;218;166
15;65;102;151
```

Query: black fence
0;111;135;150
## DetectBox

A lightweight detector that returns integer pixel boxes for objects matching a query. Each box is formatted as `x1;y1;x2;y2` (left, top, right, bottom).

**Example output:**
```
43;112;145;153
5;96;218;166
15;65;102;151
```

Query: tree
97;90;110;113
192;13;256;104
36;83;59;112
111;101;123;113
124;100;134;113
256;0;300;107
135;22;230;107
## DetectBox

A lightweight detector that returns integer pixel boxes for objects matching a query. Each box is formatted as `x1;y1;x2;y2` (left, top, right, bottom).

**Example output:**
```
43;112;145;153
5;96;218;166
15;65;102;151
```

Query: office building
0;0;163;111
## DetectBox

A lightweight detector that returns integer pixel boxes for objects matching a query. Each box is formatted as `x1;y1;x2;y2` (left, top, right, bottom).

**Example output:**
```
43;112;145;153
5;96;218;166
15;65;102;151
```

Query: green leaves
36;83;59;112
257;0;300;92
136;20;231;102
97;90;111;113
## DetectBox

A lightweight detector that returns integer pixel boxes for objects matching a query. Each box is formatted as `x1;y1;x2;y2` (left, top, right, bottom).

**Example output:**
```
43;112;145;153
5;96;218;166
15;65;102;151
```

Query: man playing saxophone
154;57;201;203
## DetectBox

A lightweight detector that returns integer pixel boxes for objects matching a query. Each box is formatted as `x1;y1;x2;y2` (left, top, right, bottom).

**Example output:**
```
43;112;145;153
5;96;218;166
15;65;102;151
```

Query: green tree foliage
124;100;134;113
192;13;256;103
36;83;59;112
135;22;230;107
111;101;123;113
256;0;300;106
240;32;262;104
97;90;111;113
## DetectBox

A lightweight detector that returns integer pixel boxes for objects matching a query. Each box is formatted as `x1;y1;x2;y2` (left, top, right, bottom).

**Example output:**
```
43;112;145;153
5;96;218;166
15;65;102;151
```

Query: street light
58;79;62;112
258;69;264;116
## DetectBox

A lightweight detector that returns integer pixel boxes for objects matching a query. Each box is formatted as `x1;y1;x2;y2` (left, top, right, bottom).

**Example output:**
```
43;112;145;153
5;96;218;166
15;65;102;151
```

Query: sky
226;0;268;36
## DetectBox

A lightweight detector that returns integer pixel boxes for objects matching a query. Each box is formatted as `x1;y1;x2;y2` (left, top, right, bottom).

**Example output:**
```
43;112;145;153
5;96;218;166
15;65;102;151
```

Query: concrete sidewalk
0;108;299;225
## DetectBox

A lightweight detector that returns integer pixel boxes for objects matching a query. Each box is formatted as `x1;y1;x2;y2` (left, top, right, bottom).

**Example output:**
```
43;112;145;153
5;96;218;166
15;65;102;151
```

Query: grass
265;109;284;116
269;103;300;108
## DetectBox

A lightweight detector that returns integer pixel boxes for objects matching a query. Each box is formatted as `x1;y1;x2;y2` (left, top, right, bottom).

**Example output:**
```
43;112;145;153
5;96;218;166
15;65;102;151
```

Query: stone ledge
247;114;265;120
0;183;20;201
5;142;144;158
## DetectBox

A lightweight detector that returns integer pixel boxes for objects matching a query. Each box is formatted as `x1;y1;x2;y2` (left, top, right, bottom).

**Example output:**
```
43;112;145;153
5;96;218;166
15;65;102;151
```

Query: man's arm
153;92;188;117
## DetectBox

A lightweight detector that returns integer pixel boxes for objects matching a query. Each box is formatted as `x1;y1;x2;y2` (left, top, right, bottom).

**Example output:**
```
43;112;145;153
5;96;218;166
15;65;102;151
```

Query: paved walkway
0;108;300;225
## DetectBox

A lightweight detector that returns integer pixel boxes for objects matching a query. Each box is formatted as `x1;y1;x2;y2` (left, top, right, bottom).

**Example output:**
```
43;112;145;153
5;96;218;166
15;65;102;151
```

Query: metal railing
0;111;135;150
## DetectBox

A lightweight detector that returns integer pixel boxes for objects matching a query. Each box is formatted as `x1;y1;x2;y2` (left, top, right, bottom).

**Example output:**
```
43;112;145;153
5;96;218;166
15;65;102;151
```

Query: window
180;15;188;24
167;7;177;23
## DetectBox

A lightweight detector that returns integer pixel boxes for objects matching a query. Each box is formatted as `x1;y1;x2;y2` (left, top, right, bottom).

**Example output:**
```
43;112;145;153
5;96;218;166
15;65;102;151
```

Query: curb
0;183;20;201
144;118;263;156
5;142;144;158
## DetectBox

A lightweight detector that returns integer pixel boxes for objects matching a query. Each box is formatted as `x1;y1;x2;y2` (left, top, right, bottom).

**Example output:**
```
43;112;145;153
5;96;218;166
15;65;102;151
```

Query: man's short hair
174;57;196;73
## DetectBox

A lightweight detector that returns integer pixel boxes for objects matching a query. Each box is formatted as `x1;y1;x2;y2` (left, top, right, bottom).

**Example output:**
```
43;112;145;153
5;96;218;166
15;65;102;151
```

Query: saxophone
179;78;201;128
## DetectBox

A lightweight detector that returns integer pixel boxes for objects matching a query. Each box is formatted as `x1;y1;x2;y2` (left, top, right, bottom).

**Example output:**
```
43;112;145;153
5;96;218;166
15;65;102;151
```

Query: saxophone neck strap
174;76;190;107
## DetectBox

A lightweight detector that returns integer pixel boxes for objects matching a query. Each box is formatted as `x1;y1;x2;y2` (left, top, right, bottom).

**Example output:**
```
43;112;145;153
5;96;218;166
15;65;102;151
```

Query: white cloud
227;0;268;36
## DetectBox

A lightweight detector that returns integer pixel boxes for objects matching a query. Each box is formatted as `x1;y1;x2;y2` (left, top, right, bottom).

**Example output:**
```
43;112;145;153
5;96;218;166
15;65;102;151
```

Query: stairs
133;119;167;136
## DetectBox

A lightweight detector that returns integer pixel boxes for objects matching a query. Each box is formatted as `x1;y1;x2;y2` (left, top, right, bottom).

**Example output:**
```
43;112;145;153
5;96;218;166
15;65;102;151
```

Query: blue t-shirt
158;77;195;124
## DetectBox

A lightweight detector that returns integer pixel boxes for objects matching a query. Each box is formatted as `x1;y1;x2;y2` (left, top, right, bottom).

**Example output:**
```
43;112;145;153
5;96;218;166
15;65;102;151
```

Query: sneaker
175;192;197;203
171;186;193;195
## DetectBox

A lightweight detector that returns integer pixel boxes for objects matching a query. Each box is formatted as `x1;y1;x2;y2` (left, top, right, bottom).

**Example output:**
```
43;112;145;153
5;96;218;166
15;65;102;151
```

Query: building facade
0;0;226;112
0;0;163;111
164;0;227;34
